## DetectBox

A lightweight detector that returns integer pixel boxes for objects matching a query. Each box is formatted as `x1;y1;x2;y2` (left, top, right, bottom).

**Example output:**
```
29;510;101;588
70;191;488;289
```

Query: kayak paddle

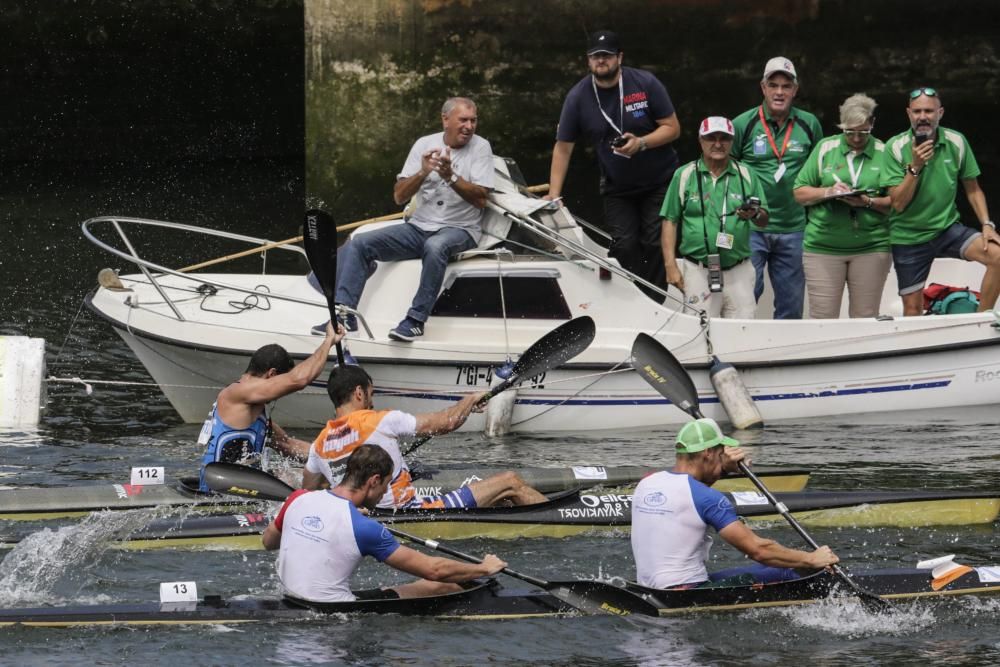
303;208;346;366
401;315;596;457
203;462;658;617
386;527;659;617
628;333;892;614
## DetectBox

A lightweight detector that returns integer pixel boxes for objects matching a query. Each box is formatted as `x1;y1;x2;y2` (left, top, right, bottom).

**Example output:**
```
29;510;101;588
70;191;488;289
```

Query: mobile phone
707;253;723;293
915;133;931;146
740;196;761;210
611;136;628;148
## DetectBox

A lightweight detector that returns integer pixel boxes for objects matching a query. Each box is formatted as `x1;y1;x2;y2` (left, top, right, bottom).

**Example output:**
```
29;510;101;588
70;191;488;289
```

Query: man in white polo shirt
631;418;837;589
263;444;505;603
335;96;495;342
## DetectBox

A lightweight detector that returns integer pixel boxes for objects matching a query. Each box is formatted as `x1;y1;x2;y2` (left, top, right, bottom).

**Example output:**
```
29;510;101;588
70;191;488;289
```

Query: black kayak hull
0;466;809;521
2;566;998;626
3;488;995;550
629;566;1000;614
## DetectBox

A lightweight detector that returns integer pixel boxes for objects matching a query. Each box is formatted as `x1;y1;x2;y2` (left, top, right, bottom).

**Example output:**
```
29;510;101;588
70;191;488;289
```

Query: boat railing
82;216;330;324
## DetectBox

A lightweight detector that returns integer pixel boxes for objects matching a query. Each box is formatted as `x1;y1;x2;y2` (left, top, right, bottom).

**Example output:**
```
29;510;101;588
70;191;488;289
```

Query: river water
3;1;1000;665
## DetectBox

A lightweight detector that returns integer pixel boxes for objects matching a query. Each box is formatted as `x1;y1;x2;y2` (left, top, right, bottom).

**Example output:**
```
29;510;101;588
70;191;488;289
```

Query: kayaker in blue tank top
197;323;345;492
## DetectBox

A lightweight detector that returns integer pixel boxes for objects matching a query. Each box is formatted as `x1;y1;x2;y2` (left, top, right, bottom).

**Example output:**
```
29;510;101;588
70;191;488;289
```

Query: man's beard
593;61;621;84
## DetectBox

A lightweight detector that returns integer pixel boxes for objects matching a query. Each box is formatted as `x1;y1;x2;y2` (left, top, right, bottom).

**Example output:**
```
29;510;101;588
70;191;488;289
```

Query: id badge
716;232;734;250
773;162;787;182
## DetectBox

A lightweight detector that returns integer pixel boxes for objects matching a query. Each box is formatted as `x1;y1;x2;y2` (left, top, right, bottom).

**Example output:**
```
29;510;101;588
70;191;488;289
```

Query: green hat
676;418;739;454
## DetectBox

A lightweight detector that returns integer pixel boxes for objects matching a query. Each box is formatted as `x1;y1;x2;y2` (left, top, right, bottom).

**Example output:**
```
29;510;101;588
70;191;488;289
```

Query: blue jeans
751;230;805;319
336;222;476;323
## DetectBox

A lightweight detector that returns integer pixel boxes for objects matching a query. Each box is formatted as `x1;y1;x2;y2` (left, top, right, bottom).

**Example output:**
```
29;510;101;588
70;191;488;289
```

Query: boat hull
7;489;991;550
0;466;809;521
103;317;1000;431
2;566;998;625
629;566;1000;615
0;580;572;627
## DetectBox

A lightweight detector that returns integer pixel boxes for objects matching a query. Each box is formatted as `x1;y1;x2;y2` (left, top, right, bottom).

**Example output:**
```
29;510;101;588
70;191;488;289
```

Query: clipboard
807;189;867;206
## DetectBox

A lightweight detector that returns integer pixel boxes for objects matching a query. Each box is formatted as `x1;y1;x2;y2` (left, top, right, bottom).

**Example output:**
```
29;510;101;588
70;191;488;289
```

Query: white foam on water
0;508;158;606
773;596;938;637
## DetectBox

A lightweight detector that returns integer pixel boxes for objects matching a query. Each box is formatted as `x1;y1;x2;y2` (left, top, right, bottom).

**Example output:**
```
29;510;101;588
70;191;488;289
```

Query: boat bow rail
81;215;337;325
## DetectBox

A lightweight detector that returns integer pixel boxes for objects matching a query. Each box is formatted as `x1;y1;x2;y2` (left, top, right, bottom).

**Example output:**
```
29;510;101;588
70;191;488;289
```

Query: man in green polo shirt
661;116;769;318
881;87;1000;315
732;57;822;320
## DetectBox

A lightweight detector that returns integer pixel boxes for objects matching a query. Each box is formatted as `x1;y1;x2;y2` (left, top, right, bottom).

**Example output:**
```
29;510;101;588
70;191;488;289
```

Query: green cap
676;418;739;454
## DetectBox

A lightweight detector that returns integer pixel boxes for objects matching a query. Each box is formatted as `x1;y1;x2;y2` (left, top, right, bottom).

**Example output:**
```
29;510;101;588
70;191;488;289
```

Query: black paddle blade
303;209;337;302
511;315;596;381
547;580;660;617
630;333;701;418
304;208;346;366
203;463;294;502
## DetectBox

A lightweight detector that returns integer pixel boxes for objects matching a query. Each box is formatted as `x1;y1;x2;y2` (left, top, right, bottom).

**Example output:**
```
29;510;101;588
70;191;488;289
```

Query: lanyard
846;152;865;188
757;106;794;162
694;165;738;253
592;75;624;136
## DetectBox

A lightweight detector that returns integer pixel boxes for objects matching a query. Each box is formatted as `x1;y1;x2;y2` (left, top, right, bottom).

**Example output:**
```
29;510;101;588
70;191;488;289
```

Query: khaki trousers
802;251;892;319
680;259;756;319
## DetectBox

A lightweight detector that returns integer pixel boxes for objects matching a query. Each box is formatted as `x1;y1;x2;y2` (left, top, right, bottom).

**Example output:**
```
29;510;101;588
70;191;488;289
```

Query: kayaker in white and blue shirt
631;418;838;589
262;444;505;603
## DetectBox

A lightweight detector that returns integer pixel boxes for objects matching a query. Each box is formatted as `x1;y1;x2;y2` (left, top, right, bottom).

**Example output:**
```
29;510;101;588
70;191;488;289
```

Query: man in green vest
732;57;822;319
660;117;770;318
880;87;1000;315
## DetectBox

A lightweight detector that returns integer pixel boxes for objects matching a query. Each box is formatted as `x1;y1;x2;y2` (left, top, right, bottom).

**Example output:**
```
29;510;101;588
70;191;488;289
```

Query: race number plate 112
160;581;198;603
131;466;165;486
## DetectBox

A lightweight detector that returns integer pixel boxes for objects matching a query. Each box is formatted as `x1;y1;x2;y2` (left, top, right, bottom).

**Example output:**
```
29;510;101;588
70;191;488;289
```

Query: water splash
773;595;938;637
0;508;156;606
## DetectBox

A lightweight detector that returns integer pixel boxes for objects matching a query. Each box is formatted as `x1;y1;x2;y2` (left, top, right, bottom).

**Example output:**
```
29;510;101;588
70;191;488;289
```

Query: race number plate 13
160;581;198;603
131;466;165;486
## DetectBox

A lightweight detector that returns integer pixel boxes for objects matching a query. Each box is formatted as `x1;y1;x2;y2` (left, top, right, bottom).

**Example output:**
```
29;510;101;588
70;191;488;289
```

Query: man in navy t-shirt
546;30;681;302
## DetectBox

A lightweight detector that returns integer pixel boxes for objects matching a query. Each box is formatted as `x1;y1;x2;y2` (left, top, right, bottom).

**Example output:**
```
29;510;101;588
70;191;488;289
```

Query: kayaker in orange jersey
264;444;505;603
631;418;839;589
197;323;346;492
301;364;547;509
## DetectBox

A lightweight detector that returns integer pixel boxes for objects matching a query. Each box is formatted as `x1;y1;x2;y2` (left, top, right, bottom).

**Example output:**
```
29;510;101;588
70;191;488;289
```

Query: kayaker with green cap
631;417;838;589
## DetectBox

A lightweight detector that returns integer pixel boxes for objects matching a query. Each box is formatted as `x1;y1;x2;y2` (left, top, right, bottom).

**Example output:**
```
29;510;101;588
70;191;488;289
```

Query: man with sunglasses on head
732;57;822;320
881;87;1000;315
546;30;681;302
660;117;770;319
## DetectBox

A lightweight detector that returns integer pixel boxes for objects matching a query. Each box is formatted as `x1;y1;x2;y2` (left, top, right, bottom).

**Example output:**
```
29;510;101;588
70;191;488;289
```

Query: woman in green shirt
793;94;892;318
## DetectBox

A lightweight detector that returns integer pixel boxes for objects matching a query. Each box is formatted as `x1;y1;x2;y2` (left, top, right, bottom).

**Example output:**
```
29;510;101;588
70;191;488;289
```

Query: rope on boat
46;376;223;392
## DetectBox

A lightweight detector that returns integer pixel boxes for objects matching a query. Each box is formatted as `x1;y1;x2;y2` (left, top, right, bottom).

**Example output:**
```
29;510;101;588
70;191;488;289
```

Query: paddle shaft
385;527;549;588
736;460;885;605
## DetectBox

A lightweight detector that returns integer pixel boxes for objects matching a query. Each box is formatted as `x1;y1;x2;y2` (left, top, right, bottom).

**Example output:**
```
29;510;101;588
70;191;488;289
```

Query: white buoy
0;337;47;427
484;362;516;437
709;356;763;430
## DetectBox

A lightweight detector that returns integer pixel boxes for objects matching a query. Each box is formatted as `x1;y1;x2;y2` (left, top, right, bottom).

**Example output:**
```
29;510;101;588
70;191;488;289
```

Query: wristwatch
638;137;648;152
449;173;459;185
906;164;921;177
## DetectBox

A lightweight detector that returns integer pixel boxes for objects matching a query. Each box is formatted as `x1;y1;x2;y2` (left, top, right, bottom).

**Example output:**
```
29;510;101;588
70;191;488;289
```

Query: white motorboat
82;158;1000;431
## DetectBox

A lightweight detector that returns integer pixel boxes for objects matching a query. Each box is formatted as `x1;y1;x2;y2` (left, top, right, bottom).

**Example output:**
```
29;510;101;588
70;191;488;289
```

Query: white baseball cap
698;116;734;137
762;56;797;82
